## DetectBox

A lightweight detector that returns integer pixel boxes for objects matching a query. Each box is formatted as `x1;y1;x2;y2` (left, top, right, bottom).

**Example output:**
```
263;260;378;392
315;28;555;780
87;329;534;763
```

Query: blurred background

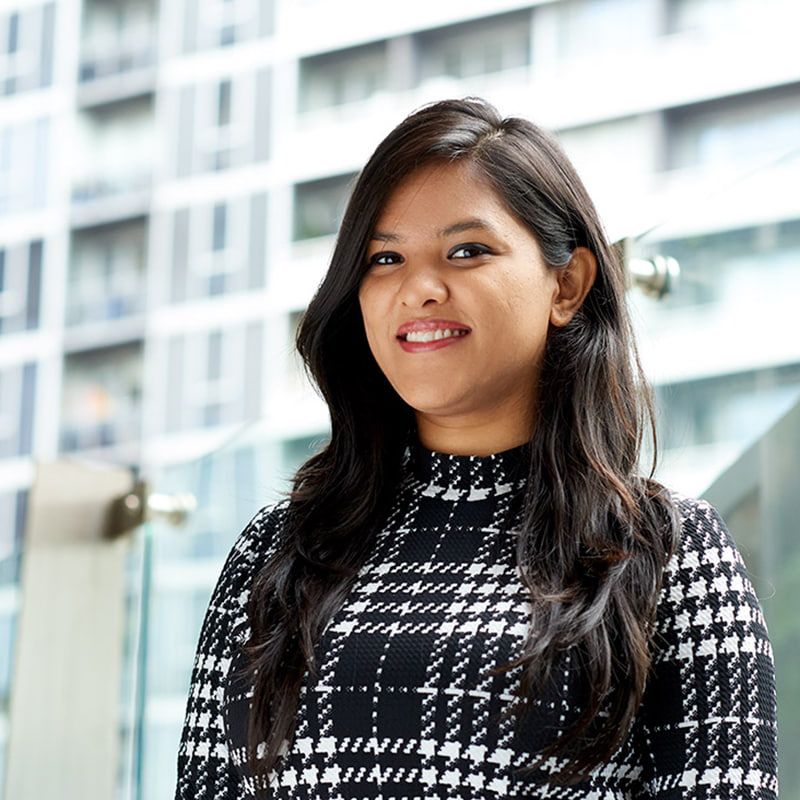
1;0;798;797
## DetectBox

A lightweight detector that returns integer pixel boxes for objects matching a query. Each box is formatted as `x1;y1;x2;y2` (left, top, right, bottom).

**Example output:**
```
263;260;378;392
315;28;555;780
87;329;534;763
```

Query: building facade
1;0;798;796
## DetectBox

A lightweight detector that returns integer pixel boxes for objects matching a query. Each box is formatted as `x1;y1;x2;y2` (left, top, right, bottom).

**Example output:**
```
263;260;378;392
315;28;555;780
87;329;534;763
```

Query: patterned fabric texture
174;433;779;799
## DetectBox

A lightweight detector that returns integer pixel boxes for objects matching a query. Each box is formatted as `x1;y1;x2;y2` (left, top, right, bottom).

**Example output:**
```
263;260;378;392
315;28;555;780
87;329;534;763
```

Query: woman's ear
550;247;598;327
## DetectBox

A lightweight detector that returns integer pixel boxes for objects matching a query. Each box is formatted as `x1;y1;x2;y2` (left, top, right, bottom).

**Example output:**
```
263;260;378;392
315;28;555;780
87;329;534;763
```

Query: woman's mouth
397;329;471;352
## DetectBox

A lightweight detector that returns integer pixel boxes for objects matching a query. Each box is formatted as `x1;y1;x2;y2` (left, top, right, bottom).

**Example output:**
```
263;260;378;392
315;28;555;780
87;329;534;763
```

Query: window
2;488;28;563
0;3;55;95
174;68;270;178
556;116;652;185
0;128;10;212
656;362;800;451
212;203;226;251
0;240;43;335
298;41;388;113
195;75;250;173
643;225;765;310
169;193;268;303
59;345;142;452
666;86;800;170
196;200;238;281
292;173;356;241
183;0;274;54
0;589;20;706
638;221;800;359
72;98;153;204
217;79;231;127
0;362;36;458
557;0;653;60
162;322;263;433
191;328;238;429
78;0;156;82
665;0;790;36
417;10;530;83
207;330;223;383
67;222;145;326
208;203;228;295
0;119;49;214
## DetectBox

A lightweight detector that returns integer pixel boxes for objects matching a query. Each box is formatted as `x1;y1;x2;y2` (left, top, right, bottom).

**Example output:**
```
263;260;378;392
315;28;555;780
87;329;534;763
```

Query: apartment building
1;0;798;796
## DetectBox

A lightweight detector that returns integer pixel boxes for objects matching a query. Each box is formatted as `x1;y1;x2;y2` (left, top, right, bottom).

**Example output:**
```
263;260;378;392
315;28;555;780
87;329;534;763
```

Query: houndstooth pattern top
174;432;779;799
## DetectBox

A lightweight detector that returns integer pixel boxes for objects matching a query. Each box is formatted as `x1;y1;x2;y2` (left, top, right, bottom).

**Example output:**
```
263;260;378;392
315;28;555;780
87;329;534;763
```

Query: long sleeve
631;494;779;798
174;502;283;800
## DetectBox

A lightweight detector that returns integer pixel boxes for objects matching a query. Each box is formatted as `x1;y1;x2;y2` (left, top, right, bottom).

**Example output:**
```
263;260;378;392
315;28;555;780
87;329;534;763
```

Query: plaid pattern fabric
175;435;779;799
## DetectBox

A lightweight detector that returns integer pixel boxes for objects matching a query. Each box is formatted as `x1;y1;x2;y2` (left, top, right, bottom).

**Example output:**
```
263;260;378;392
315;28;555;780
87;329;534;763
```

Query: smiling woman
174;96;779;800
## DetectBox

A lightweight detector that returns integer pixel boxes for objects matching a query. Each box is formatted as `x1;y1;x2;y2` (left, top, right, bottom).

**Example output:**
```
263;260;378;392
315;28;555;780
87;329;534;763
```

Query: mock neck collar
402;428;531;501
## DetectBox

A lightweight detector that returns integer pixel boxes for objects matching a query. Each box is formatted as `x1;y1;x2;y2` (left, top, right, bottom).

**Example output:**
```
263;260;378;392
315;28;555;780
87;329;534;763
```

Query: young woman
174;97;779;799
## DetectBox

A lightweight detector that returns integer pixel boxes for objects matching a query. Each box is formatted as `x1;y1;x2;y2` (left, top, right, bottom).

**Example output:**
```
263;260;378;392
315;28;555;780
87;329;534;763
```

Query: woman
175;97;779;799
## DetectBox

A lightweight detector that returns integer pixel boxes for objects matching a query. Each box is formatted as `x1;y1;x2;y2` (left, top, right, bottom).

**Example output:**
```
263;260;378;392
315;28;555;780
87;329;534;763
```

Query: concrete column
5;459;134;800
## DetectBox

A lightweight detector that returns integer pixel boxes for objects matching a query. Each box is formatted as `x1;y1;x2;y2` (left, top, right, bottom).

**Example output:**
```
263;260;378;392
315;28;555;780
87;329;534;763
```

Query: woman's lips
397;331;471;352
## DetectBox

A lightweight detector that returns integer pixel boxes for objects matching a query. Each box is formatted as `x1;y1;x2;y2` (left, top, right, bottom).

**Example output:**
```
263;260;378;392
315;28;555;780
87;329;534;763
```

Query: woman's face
357;159;588;448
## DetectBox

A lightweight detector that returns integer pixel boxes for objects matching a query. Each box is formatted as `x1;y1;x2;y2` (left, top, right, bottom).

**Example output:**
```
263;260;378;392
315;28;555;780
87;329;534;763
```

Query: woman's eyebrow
370;217;500;242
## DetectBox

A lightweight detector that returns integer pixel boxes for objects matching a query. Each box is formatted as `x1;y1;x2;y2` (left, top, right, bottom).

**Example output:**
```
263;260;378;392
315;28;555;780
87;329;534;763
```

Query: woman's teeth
405;329;469;343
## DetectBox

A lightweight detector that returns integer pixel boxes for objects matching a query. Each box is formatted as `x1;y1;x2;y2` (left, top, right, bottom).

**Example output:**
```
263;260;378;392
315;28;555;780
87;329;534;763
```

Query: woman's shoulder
634;488;778;795
226;497;292;567
214;498;292;638
211;498;292;605
659;486;745;576
650;486;770;653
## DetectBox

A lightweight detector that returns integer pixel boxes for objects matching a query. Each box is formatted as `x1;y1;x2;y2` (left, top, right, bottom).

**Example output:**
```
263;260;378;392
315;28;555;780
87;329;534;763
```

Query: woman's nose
398;262;450;306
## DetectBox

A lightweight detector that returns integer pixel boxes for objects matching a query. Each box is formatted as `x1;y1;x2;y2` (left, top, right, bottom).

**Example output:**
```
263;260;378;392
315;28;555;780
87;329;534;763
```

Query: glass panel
624;142;800;797
700;396;800;799
630;145;800;495
0;495;22;794
131;416;327;798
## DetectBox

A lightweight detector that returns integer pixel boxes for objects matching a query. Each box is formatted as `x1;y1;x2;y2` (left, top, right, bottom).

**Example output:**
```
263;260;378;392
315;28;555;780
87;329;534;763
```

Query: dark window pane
208;273;225;295
26;240;42;329
19;362;36;455
212;203;226;250
207;330;222;380
217;79;231;126
293;173;356;240
203;403;222;427
220;25;236;46
8;12;19;53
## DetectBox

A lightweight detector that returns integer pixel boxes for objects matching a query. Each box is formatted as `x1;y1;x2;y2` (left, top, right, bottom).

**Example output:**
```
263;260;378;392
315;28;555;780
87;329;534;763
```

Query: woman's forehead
372;164;509;239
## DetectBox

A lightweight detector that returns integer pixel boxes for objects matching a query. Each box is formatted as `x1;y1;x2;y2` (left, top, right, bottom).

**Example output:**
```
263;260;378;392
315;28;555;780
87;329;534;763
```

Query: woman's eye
451;244;489;259
368;252;401;266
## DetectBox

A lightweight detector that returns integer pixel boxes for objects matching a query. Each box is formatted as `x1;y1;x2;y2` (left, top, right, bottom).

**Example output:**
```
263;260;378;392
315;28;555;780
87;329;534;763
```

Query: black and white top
174;434;779;799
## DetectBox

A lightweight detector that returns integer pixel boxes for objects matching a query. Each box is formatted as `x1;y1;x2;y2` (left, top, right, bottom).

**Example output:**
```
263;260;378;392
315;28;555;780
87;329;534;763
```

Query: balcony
59;344;144;457
77;10;157;107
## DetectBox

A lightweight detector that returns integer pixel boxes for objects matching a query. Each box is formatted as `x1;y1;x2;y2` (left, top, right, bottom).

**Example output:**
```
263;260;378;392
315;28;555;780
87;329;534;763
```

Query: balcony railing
79;28;157;83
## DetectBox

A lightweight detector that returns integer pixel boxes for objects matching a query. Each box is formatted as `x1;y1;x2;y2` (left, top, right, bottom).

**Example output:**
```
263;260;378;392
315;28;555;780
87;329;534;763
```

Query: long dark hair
235;96;682;790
